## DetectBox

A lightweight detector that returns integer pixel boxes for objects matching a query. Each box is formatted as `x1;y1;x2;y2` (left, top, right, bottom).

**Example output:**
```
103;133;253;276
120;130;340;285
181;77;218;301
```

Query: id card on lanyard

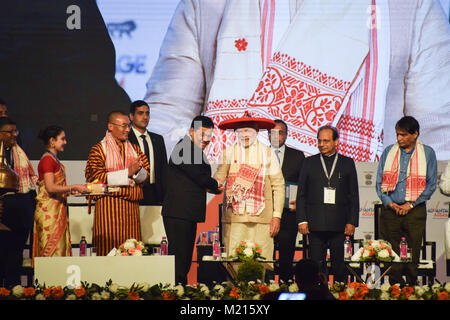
320;154;338;205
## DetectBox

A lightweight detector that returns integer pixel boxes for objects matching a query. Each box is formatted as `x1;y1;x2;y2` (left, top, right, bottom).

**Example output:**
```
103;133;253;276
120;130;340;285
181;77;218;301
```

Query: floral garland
1;281;448;300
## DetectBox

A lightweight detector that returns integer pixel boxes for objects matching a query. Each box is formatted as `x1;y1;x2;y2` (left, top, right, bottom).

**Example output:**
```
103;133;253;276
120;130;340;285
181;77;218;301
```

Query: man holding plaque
296;126;359;283
268;119;305;282
85;111;150;256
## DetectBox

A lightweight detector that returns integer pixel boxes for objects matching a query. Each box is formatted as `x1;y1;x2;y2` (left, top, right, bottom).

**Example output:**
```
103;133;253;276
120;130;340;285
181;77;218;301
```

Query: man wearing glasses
0;117;37;287
85;111;150;256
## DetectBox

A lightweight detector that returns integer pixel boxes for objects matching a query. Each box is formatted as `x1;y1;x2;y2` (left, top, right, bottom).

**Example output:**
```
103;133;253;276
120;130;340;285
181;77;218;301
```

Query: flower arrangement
352;239;396;262
229;240;265;262
330;281;450;300
115;239;149;256
1;280;449;300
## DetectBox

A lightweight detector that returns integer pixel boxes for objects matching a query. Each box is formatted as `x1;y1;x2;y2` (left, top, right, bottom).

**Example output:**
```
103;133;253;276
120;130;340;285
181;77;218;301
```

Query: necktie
140;134;150;160
274;149;281;164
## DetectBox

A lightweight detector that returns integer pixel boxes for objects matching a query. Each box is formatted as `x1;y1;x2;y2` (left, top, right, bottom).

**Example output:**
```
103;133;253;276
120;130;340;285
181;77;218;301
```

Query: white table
34;256;174;287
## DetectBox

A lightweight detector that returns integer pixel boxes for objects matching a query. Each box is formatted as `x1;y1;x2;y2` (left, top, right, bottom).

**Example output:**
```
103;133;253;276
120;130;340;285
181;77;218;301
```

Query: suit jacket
281;146;305;184
162;135;219;222
128;129;167;204
296;153;359;232
281;146;305;214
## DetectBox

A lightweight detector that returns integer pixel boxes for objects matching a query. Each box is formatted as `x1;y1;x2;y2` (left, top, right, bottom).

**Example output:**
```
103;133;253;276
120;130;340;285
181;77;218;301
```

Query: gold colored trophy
0;142;19;231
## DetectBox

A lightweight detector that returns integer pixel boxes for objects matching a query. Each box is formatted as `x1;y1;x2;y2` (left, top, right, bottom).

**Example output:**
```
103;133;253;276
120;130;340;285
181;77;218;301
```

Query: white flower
432;283;441;293
269;283;279;292
362;249;371;258
200;285;210;296
91;293;102;300
346;287;355;297
444;283;450;292
378;249;390;259
174;284;184;297
139;282;150;292
109;283;119;294
414;286;424;297
288;283;299;293
213;284;225;295
101;291;110;300
132;250;143;256
35;293;46;300
66;294;77;300
12;285;24;297
124;240;135;250
243;248;253;257
380;292;391;300
246;241;256;249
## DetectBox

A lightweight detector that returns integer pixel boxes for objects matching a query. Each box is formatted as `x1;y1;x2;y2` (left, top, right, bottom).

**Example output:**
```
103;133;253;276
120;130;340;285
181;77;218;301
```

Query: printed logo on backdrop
360;200;374;218
107;20;137;38
427;202;449;219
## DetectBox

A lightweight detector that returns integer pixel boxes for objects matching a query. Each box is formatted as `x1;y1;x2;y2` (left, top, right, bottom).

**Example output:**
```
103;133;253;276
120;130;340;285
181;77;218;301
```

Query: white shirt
271;144;286;166
131;126;155;184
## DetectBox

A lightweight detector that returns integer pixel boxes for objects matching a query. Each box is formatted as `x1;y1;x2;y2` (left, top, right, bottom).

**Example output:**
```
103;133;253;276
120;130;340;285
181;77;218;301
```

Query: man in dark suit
129;100;167;205
162;115;223;285
296;126;359;282
268;119;305;282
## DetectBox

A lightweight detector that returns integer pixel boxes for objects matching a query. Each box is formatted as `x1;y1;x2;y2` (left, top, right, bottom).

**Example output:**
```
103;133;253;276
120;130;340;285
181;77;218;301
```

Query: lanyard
320;153;338;188
45;149;64;173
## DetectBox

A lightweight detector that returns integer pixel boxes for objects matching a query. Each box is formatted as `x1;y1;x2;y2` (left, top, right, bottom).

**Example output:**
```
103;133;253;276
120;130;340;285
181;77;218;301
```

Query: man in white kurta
144;0;450;162
214;124;284;266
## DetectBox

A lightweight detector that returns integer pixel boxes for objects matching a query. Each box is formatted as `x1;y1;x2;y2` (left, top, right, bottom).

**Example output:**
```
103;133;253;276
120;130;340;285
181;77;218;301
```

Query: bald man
85;111;150;255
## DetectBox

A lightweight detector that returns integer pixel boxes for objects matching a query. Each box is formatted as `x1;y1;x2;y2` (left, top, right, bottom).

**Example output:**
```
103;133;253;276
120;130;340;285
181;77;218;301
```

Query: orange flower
391;285;401;299
161;292;176;300
43;288;52;298
23;287;36;297
229;287;240;299
353;290;365;300
74;286;86;298
437;291;449;300
254;284;270;296
51;286;64;299
0;288;11;296
339;291;349;300
402;286;414;298
128;291;140;300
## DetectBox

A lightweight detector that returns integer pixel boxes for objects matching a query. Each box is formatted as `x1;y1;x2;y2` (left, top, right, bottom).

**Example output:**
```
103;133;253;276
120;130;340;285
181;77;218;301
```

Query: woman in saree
32;126;88;260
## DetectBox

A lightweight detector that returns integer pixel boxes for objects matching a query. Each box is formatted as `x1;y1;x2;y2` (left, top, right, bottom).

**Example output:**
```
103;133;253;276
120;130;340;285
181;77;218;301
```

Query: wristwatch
408;202;414;209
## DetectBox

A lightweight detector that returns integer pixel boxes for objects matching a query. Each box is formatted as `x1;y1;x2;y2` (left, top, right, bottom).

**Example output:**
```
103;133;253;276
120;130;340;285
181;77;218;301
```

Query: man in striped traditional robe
85;111;150;256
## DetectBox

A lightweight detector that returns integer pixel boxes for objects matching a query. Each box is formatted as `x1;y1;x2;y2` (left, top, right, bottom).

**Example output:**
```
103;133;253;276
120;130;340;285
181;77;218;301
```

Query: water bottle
344;236;352;261
160;236;168;256
79;236;87;256
400;237;408;261
213;232;220;261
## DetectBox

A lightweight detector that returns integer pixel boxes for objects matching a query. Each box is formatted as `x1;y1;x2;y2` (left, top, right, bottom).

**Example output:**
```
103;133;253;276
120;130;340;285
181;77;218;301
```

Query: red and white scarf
224;142;267;216
204;0;389;162
101;131;138;173
12;145;38;193
380;140;427;202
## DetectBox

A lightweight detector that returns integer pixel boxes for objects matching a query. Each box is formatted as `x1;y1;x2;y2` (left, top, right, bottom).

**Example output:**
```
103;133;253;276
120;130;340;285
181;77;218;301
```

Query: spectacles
0;129;19;135
109;122;131;129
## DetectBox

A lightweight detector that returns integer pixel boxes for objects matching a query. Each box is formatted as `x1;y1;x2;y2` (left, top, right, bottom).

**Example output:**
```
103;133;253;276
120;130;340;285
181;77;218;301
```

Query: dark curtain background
0;0;130;160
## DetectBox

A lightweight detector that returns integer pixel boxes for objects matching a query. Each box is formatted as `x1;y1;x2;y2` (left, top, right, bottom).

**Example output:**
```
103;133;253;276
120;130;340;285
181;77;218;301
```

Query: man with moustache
214;112;285;267
85;111;150;256
162;115;223;285
376;116;437;286
128;100;167;205
0;117;37;287
296;125;359;283
268;119;305;282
